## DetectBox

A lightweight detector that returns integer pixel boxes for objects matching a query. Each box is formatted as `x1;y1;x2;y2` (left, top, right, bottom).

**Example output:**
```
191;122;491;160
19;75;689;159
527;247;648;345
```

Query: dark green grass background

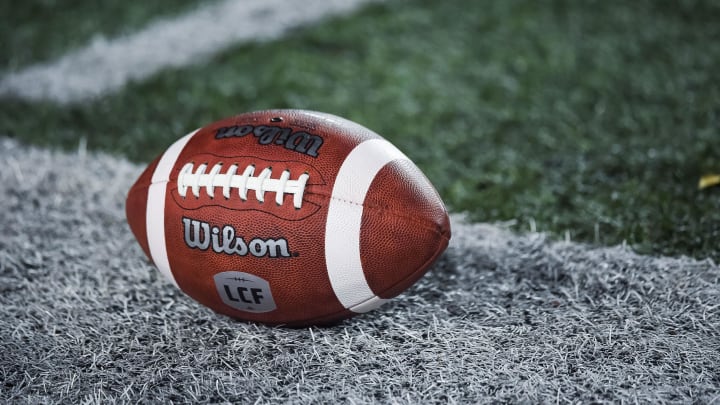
2;0;718;260
0;0;203;72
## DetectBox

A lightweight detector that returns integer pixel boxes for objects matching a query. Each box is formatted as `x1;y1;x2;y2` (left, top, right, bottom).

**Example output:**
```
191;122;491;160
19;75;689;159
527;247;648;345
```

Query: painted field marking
0;0;379;104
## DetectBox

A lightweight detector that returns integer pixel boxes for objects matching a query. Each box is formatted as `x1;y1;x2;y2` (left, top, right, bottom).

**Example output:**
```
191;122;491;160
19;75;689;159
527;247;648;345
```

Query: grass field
0;0;204;72
2;1;719;403
1;0;719;260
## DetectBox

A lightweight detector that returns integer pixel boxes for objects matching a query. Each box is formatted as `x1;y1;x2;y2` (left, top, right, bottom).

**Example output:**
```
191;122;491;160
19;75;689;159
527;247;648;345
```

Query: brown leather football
126;109;451;326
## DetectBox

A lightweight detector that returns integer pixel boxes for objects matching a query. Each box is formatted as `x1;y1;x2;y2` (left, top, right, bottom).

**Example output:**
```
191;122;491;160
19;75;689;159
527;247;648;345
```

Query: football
125;109;451;326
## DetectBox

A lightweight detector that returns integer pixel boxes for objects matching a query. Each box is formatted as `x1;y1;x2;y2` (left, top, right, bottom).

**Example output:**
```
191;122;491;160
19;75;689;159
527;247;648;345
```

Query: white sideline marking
0;0;379;104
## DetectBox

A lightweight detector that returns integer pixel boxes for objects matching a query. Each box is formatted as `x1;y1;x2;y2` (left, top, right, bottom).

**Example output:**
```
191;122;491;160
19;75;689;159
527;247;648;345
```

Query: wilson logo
214;124;323;158
182;217;292;258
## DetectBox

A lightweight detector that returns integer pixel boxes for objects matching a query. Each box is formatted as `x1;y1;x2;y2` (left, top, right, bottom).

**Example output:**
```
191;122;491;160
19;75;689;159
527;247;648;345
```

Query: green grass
1;0;719;260
0;0;206;71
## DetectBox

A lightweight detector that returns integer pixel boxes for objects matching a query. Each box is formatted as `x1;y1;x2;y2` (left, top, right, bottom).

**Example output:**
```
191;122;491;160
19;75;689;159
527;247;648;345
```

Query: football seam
312;191;449;236
132;181;448;236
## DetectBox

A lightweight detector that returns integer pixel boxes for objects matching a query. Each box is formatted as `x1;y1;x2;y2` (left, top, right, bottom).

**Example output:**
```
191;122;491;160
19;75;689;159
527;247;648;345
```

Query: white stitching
177;162;310;209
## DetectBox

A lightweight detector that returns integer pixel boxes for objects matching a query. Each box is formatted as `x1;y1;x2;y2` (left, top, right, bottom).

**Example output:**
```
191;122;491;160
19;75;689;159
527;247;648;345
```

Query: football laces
177;162;310;209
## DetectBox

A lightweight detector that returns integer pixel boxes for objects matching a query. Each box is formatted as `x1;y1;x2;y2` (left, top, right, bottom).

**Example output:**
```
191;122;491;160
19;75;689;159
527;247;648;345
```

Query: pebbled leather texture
126;109;451;326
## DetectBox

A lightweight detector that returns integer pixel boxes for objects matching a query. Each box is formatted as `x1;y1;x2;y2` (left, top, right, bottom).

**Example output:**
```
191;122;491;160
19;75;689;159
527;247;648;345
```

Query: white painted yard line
0;0;379;104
